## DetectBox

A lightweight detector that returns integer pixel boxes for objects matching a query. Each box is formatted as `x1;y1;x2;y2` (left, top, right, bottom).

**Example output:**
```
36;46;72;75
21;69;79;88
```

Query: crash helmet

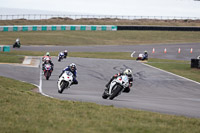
64;50;68;53
46;52;50;56
69;63;76;71
45;57;50;63
124;69;132;77
144;50;148;54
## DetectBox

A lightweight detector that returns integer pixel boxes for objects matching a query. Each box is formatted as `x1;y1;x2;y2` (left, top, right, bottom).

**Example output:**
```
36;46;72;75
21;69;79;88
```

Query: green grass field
0;53;24;63
1;31;200;46
1;19;200;132
1;76;200;133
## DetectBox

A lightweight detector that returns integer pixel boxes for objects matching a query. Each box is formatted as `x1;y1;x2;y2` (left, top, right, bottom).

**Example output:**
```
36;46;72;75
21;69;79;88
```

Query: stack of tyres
191;59;200;69
3;46;10;52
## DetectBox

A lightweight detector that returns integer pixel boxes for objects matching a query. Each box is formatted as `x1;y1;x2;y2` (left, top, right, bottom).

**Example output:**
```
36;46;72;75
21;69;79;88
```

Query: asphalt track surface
1;43;200;118
11;43;200;61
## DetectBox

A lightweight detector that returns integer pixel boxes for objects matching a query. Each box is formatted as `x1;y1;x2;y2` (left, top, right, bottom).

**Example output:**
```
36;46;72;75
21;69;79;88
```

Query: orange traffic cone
164;48;167;53
152;48;155;53
178;48;181;53
190;48;193;53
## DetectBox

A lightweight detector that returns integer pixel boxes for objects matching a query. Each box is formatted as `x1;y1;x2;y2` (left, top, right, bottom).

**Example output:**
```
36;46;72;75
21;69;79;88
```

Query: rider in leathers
42;57;54;71
105;69;133;93
59;63;78;85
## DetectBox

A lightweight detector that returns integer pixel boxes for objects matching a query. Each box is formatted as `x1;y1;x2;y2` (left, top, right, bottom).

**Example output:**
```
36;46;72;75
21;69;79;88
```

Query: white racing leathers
58;71;74;93
102;75;129;100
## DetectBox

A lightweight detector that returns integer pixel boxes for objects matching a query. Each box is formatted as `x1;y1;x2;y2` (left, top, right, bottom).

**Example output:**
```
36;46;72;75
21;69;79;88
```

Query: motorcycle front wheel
58;81;69;93
109;85;123;100
45;71;50;80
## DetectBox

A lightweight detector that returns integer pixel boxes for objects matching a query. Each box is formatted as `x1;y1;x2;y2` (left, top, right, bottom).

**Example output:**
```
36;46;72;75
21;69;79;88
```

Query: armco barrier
117;25;200;31
0;25;117;32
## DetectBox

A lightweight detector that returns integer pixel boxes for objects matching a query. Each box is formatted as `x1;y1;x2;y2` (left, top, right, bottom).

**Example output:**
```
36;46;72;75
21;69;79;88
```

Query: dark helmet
69;63;76;71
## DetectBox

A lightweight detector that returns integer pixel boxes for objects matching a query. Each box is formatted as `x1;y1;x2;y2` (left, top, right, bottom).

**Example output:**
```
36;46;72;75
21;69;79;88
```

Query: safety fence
0;14;200;20
0;25;117;31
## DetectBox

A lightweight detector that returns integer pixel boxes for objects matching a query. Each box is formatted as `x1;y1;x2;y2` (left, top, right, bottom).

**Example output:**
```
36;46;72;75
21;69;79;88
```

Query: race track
1;43;200;118
40;57;200;118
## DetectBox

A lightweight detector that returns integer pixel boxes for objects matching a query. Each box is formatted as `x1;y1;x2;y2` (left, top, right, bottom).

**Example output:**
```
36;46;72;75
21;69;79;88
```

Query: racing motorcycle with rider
58;63;78;93
58;50;68;62
103;69;133;100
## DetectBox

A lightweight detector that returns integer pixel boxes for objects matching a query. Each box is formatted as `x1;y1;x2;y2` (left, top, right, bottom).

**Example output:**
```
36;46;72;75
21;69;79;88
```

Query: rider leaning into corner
59;63;78;86
105;69;133;93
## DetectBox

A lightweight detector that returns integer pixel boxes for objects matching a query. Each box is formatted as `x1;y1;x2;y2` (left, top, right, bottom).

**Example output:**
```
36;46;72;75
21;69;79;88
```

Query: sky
1;0;200;17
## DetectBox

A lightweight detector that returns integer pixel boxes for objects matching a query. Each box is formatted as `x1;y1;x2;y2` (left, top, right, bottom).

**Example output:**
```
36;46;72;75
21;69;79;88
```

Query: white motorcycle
102;75;129;100
58;71;74;93
58;52;64;62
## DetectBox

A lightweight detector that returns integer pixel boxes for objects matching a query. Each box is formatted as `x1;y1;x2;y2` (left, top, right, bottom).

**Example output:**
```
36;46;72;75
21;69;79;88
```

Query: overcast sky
1;0;200;17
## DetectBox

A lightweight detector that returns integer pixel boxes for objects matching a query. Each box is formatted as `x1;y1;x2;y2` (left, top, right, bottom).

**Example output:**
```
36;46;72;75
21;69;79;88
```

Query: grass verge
0;76;200;133
0;52;24;63
146;59;200;83
1;31;200;46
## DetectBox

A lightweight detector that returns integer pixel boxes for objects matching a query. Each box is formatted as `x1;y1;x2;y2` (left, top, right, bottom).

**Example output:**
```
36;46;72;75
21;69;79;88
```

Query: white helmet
124;69;132;76
64;50;68;53
69;63;76;71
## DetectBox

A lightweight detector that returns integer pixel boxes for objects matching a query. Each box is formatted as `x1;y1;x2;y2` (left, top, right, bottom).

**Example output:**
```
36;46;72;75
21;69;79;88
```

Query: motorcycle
44;64;53;80
58;71;73;93
58;52;64;62
13;39;21;48
102;75;129;100
136;53;148;61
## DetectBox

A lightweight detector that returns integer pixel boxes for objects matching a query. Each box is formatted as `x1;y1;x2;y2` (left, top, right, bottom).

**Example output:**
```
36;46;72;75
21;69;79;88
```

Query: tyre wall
0;25;117;31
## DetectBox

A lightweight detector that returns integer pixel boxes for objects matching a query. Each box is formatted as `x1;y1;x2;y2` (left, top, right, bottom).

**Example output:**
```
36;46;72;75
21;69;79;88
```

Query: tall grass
1;76;200;133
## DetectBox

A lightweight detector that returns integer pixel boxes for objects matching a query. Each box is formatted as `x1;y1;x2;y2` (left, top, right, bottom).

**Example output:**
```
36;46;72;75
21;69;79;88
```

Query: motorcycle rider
59;63;78;85
143;50;148;60
63;50;68;58
59;50;68;59
16;38;20;44
42;57;54;71
13;38;21;47
42;52;51;62
105;69;133;93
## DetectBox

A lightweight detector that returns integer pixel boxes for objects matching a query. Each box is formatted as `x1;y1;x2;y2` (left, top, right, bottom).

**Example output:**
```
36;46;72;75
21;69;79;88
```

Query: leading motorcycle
58;71;74;93
102;75;129;100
